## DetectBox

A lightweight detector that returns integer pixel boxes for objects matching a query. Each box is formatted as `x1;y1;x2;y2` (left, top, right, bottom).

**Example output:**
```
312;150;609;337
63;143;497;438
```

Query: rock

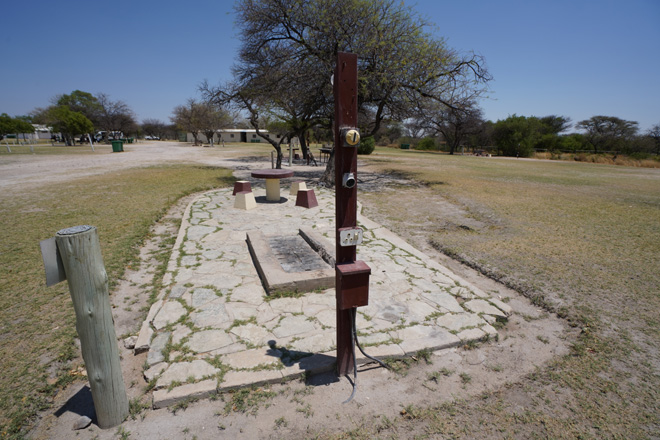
123;335;137;349
72;415;92;430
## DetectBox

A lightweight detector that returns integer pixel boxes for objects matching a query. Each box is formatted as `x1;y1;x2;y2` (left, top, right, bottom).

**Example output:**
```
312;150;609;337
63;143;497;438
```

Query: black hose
342;308;358;404
342;308;391;404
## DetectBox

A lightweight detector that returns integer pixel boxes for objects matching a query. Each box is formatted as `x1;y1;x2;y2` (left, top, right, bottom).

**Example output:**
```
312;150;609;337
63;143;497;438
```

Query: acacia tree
202;0;490;176
171;99;200;144
576;116;638;153
197;102;234;147
141;119;167;139
647;123;660;155
415;100;485;154
96;93;137;137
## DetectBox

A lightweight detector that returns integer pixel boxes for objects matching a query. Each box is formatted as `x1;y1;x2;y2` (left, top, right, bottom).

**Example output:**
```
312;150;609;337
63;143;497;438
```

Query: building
185;129;284;144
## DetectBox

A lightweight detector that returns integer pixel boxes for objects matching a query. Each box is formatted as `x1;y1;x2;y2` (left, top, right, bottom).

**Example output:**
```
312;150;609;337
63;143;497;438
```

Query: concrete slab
138;186;510;407
153;379;217;409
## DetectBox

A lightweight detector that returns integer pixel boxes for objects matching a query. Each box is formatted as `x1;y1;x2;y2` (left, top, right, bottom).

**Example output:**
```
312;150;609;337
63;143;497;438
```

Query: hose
342;308;390;404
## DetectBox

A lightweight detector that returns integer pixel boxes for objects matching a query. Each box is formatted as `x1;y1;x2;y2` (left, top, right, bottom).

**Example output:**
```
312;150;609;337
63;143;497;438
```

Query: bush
416;137;437;151
357;136;375;155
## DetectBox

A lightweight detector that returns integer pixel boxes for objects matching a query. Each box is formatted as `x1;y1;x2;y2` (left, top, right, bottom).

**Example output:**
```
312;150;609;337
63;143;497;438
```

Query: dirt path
18;143;571;439
0;141;255;191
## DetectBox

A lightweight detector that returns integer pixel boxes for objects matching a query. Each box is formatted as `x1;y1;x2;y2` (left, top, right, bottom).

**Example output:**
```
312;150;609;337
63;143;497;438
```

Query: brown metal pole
334;52;359;376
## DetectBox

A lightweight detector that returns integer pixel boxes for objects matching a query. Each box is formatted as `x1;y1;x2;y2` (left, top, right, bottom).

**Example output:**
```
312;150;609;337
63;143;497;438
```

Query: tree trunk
320;149;335;187
275;145;282;168
298;131;309;160
55;225;128;429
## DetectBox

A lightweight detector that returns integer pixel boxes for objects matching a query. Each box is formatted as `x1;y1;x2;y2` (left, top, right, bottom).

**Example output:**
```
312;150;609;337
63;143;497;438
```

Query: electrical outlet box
336;260;370;309
339;227;363;247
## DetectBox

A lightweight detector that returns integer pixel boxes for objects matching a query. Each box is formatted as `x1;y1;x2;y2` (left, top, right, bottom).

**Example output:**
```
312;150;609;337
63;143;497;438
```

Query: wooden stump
56;225;128;429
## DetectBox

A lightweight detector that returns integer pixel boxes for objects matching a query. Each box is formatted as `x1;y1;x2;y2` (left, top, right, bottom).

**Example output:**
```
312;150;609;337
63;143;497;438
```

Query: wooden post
334;52;359;376
55;225;128;429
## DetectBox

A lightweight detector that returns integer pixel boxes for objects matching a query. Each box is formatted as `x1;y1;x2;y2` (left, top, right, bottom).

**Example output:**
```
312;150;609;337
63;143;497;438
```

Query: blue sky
1;0;659;132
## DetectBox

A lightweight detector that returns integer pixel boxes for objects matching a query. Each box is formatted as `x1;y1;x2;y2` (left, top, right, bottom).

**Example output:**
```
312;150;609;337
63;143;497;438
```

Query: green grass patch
223;386;276;415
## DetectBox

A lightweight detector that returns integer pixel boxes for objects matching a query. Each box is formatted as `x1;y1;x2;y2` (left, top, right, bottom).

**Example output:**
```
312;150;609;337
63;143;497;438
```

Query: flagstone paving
137;184;512;408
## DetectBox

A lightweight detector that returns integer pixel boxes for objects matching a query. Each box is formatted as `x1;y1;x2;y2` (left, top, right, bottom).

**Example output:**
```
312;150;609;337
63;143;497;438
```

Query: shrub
416;137;437;151
358;136;375;155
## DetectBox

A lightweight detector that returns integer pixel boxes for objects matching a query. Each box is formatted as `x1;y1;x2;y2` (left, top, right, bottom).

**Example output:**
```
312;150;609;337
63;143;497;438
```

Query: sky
1;0;659;132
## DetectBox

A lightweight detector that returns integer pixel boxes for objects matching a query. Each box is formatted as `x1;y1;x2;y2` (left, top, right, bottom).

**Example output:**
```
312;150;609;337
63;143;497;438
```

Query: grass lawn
0;163;234;438
358;148;660;438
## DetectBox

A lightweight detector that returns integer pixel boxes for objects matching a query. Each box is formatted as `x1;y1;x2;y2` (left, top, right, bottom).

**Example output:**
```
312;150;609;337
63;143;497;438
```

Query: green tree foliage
538;115;572;135
0;113;34;140
559;133;586;152
493;115;542;157
55;90;102;126
493;114;580;157
47;106;94;145
416;137;437;151
647;123;660;155
357;136;375;155
202;0;490;172
576;116;638;153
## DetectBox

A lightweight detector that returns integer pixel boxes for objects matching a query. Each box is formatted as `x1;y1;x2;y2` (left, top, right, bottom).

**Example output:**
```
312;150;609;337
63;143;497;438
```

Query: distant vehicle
145;135;160;140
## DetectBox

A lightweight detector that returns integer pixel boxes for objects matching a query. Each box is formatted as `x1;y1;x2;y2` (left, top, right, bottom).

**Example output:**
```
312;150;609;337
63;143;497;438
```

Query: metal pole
334;52;359;376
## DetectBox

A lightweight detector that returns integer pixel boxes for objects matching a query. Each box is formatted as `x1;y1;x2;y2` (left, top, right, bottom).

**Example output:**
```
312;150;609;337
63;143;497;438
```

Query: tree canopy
201;0;491;170
32;90;136;142
0;113;34;140
576;116;639;154
47;106;94;145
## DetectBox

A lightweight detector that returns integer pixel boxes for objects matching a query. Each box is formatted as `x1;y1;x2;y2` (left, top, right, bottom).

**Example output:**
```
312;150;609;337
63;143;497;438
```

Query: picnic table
319;147;333;164
251;169;294;201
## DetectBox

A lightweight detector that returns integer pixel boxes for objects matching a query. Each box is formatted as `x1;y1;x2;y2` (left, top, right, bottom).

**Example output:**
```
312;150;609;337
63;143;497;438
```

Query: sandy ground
5;142;572;439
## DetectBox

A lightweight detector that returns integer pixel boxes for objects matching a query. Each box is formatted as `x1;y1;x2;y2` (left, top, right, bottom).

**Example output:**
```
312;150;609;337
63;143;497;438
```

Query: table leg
265;178;281;201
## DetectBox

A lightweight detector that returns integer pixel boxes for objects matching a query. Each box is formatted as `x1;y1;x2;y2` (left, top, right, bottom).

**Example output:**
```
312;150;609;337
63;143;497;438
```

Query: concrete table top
251;169;294;201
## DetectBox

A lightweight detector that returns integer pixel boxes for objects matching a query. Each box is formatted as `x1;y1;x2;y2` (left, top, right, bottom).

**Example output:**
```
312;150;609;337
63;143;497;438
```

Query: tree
197;102;234;146
96;93;137;136
416;100;485;154
493;115;543;157
171;99;205;145
46;106;94;145
0;113;34;141
202;0;490;175
538;115;572;135
576;116;638;153
646;123;660;155
55;90;102;127
141;119;167;139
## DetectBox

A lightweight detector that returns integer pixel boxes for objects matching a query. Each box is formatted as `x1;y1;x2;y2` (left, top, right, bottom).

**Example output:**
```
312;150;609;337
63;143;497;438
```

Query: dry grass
534;151;660;168
0;164;234;438
358;148;660;438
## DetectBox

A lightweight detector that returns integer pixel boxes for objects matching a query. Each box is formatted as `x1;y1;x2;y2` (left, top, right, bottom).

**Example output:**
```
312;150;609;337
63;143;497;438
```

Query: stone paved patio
135;184;512;408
